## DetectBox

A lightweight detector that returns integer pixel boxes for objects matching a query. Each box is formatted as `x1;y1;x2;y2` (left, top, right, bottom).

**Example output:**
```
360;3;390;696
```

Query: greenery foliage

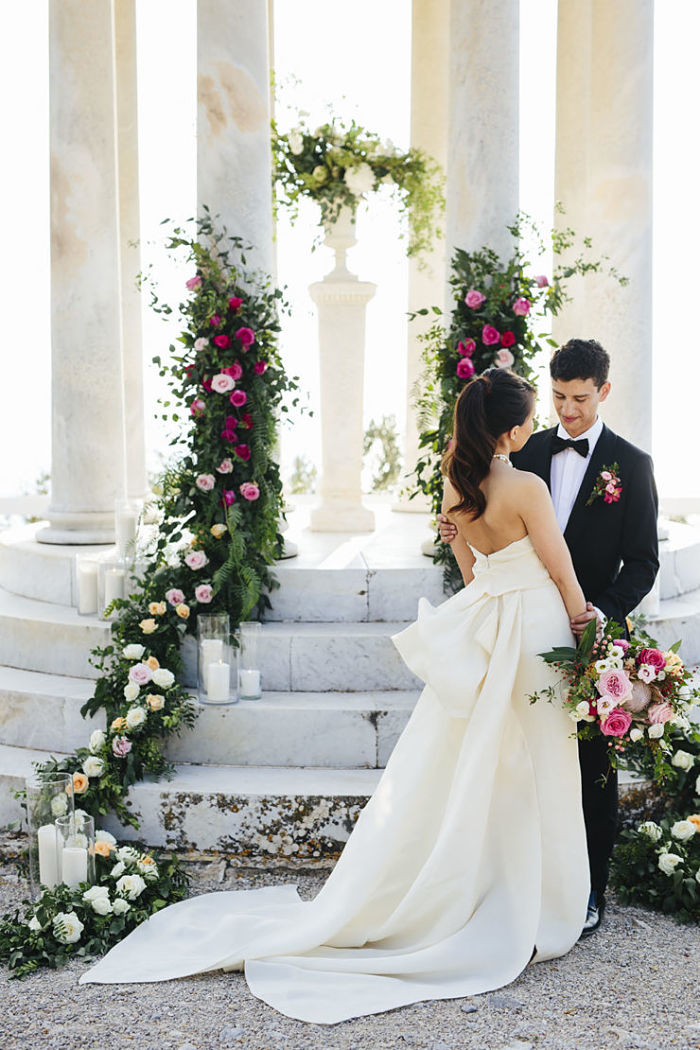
363;415;402;492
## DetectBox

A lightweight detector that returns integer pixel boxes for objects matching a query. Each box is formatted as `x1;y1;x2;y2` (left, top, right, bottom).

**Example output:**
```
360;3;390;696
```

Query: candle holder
25;774;75;900
98;553;129;618
75;553;101;616
197;613;238;705
238;621;262;701
114;498;142;560
56;812;95;889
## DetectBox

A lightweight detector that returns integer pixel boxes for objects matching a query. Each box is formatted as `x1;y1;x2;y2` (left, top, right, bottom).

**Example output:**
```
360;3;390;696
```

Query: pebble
219;1027;246;1044
489;993;525;1011
177;1044;198;1050
461;1003;478;1014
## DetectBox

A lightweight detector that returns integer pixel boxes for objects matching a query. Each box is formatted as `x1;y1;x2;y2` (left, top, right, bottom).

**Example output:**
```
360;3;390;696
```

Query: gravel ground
0;833;698;1050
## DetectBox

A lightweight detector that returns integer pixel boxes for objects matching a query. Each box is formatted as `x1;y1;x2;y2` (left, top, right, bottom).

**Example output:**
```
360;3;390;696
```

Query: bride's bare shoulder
509;468;550;503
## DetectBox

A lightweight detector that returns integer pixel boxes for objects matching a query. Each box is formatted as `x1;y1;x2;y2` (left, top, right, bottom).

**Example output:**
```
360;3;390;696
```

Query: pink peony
230;389;248;407
194;337;209;352
190;397;206;417
195;473;215;492
228;296;243;311
222;362;243;380
235;444;251;461
254;361;267;375
186;275;202;290
482;325;501;346
235;327;255;347
213;334;231;350
597;667;632;701
221;489;236;507
112;736;132;758
500;330;516;348
240;482;260;501
194;584;213;604
496;349;515;368
456;358;475;379
211;374;236;394
534;275;549;288
165;588;185;606
209;314;221;327
513;297;531;316
128;663;153;685
216;458;233;474
457;339;476;357
647;701;674;724
465;289;486;309
600;708;632;737
639;648;666;671
184;550;208;571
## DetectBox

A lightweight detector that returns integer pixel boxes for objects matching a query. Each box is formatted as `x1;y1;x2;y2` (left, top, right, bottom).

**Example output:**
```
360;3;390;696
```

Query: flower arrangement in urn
272;113;444;258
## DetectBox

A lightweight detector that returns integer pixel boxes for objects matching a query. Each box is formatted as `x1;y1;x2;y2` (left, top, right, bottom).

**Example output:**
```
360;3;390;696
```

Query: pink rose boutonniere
586;463;622;506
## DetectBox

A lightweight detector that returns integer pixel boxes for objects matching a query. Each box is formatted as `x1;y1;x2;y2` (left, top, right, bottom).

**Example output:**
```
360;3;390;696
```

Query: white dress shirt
550;416;604;532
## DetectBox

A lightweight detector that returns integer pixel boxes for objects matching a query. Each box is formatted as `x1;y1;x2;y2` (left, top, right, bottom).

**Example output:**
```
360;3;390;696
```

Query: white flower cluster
639;815;700;884
344;162;375;197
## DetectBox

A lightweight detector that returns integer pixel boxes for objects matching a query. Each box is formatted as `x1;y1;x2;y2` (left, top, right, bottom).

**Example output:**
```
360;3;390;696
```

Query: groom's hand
437;513;457;544
570;602;602;639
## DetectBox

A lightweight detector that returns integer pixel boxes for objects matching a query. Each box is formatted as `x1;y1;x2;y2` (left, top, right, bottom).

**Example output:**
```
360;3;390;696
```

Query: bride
80;368;590;1024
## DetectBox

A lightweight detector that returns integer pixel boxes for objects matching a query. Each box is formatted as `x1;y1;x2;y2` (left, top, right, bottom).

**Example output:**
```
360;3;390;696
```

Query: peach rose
72;772;89;795
175;603;190;620
688;815;700;832
94;840;112;859
110;717;128;732
148;602;167;617
145;656;160;671
139;618;157;634
146;694;165;712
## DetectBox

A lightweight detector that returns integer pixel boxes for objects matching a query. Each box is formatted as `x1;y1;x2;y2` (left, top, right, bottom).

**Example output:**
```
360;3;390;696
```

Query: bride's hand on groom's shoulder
570;602;603;639
437;513;457;544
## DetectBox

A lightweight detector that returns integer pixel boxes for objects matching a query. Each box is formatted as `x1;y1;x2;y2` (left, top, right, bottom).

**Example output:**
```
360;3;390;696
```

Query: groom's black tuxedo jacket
511;424;659;626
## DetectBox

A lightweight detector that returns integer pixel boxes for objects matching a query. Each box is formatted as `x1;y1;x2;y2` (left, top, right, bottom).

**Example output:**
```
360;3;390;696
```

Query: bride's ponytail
442;368;535;518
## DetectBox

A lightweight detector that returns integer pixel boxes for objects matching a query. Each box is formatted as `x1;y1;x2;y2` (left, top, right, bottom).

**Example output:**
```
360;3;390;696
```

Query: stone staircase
0;505;698;860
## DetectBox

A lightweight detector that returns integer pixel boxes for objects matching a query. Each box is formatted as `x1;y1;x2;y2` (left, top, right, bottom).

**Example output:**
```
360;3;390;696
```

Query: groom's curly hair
550;339;610;388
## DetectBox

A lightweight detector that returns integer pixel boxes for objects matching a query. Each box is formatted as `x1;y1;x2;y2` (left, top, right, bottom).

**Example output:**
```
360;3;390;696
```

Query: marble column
115;0;148;499
554;0;654;452
197;0;274;274
395;0;449;513
38;0;126;545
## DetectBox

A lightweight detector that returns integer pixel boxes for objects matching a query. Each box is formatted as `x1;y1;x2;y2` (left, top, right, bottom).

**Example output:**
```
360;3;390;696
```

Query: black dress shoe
579;893;605;939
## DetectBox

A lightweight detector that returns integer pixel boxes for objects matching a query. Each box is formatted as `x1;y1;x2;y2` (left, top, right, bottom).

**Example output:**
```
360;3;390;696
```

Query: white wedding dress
80;535;589;1023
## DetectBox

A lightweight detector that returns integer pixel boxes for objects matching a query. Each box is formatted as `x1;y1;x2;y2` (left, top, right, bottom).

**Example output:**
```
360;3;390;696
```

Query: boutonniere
587;463;622;506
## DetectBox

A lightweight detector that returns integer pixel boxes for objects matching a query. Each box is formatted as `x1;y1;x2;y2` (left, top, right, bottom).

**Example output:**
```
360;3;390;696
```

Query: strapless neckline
466;534;531;559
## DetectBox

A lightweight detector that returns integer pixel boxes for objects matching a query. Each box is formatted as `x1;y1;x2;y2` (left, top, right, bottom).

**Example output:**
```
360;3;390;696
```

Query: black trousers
578;734;618;899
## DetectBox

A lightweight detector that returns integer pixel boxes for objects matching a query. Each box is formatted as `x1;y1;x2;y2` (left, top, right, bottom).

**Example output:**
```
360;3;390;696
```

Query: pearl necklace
492;453;513;467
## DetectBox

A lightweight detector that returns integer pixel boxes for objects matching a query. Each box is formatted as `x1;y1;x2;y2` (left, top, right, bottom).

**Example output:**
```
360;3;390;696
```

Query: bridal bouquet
532;620;700;782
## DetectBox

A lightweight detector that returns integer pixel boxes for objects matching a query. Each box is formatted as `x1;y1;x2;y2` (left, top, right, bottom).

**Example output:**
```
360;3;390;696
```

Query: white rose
82;755;104;778
638;821;663;841
137;857;159;878
568;710;581;723
696;867;700;886
575;701;591;718
112;897;131;916
117;846;140;865
671;750;695;771
53;911;84;944
671;715;690;731
123;643;145;661
51;793;68;818
696;773;700;796
95;829;116;846
648;723;665;739
27;915;42;932
671;820;696;841
125;706;147;730
288;128;304;155
629;727;644;742
89;729;106;753
344;161;375;196
658;852;683;876
124;682;140;702
116;873;147;901
152;668;175;690
82;885;112;915
110;861;126;878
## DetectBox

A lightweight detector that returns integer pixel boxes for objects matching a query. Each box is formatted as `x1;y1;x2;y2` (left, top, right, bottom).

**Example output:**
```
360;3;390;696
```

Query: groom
438;338;659;936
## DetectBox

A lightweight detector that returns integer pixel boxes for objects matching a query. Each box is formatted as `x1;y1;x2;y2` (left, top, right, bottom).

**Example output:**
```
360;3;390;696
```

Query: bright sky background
0;0;697;499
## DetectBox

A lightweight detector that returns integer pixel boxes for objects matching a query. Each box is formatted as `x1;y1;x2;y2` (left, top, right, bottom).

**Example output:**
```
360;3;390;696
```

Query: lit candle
103;567;125;608
61;846;88;889
37;824;60;888
76;561;99;615
239;668;261;699
206;661;230;703
199;639;224;691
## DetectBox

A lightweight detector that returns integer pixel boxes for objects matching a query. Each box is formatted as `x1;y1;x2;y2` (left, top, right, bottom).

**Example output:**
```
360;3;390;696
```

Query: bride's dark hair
442;367;535;518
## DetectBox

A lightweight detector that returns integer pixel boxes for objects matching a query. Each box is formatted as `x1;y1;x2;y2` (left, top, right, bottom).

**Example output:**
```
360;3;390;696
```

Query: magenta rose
112;736;132;758
221;489;236;507
186;275;202;291
240;482;260;501
600;708;632;737
184;550;208;571
457;339;476;357
216;458;233;474
235;444;251;461
647;701;674;724
482;325;501;346
228;296;243;311
597;667;632;701
534;275;549;288
638;648;666;671
202;376;213;392
512;297;531;316
194;584;213;604
221;428;238;444
240;412;253;430
211;374;236;394
495;348;515;368
230;389;248;407
165;588;185;606
190;398;206;417
235;327;255;347
456;358;476;379
209;314;222;327
222;362;243;380
464;289;486;309
195;473;215;492
128;663;153;686
213;334;231;350
254;361;267;375
500;330;515;348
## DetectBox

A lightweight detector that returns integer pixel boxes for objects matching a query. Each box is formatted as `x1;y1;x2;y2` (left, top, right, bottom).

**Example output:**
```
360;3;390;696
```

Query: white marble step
646;586;700;664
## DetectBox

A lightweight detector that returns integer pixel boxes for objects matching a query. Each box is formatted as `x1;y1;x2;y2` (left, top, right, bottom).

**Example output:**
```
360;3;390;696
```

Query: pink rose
240;482;260;501
228;296;243;311
534;275;549;288
600;471;612;481
647;701;674;724
235;327;255;347
496;349;515;368
456;358;475;379
195;584;214;604
235;444;251;461
513;297;531;316
229;389;248;407
190;398;206;417
638;648;666;671
457;339;476;357
216;458;233;474
597;668;632;701
213;334;231;350
465;289;486;309
254;361;267;375
194;337;209;352
186;275;202;290
600;708;632;737
500;330;515;348
165;588;185;606
128;663;153;685
211;374;236;394
615;639;631;652
195;474;215;492
221;428;238;444
481;325;501;346
222;362;243;380
209;314;221;327
112;736;132;758
221;489;236;506
184;550;208;571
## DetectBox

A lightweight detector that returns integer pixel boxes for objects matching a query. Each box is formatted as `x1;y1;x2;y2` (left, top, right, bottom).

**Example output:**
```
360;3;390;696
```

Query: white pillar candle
199;639;224;691
76;561;99;614
61;846;88;889
103;567;125;607
206;661;230;703
115;511;138;556
37;824;60;889
239;668;261;699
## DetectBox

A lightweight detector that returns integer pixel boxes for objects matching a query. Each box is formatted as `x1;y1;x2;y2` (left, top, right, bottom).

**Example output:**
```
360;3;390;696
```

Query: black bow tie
552;435;589;457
